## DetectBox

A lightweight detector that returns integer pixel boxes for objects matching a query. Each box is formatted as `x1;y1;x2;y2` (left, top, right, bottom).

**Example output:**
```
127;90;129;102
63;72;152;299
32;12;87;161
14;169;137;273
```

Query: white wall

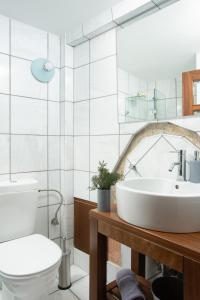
0;14;74;256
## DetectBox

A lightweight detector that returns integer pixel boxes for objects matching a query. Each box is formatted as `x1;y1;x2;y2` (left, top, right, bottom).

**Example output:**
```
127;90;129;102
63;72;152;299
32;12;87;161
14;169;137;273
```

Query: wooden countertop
90;209;200;263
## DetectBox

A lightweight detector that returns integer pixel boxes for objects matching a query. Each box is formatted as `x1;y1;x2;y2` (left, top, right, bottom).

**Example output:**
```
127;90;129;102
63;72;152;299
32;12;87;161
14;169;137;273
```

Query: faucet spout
168;162;180;172
169;150;187;181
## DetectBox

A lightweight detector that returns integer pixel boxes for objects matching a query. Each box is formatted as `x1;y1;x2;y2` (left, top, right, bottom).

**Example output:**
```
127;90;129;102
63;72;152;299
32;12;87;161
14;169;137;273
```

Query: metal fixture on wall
38;189;64;225
31;58;55;83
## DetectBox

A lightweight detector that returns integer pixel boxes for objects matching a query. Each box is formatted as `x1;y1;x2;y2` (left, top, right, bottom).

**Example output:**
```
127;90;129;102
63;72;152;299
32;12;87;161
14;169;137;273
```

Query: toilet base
0;285;49;300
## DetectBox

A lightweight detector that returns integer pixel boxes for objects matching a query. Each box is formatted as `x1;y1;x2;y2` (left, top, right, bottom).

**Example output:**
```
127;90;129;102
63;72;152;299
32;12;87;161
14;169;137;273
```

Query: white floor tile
70;276;89;300
50;289;78;300
71;265;88;283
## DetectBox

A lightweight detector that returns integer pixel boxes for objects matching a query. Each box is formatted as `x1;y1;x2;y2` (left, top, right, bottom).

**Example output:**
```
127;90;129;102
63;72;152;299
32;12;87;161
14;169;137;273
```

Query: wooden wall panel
74;198;96;254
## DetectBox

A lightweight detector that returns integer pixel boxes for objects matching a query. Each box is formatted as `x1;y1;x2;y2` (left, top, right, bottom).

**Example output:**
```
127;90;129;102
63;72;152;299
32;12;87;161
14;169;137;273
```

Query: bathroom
0;0;200;299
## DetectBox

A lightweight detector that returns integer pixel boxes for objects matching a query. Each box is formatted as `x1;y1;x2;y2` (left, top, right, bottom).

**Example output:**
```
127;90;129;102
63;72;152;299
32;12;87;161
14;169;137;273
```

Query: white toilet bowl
0;234;62;300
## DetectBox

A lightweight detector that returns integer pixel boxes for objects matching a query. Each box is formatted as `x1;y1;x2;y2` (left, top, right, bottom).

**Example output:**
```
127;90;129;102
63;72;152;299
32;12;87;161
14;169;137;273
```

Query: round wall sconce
31;58;55;83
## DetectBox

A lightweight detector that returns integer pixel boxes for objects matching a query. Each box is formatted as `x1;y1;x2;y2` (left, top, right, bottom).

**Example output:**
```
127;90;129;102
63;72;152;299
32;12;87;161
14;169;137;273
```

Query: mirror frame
183;69;200;115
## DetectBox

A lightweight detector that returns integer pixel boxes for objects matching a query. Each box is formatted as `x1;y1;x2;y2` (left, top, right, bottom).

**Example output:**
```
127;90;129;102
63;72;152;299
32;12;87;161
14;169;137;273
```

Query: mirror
117;0;200;123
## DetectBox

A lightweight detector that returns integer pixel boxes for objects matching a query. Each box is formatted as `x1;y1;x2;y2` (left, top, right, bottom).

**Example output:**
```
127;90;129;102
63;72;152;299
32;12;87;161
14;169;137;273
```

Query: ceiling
118;0;200;79
0;0;122;35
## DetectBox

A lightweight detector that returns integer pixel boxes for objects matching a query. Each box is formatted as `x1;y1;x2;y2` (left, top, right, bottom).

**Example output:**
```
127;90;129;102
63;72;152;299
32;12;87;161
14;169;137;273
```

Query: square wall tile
74;41;89;68
0;53;9;94
48;136;60;170
35;206;48;237
74;248;89;273
48;33;60;68
74;136;89;171
48;101;60;135
62;101;73;135
49;204;61;239
65;67;74;101
48;170;61;205
74;101;89;135
90;55;117;99
61;136;73;170
61;170;74;204
90;135;119;172
11;96;47;135
64;45;74;68
11;57;47;99
118;68;129;94
11;20;47;60
0;174;9;182
120;135;132;155
74;170;89;200
90;95;119;135
12;171;48;207
136;136;176;179
48;68;60;101
0;134;9;174
74;65;89;101
120;121;147;134
11;135;47;173
61;204;74;238
90;29;116;62
0;15;9;54
0;94;9;134
171;117;200;132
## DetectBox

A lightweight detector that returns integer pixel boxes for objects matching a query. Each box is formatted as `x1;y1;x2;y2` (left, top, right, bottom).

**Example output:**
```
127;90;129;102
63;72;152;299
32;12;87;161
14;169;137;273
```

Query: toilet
0;180;62;300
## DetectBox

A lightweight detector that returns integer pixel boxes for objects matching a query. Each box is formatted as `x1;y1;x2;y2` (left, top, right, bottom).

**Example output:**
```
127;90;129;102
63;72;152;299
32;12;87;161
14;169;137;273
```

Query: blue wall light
31;58;55;83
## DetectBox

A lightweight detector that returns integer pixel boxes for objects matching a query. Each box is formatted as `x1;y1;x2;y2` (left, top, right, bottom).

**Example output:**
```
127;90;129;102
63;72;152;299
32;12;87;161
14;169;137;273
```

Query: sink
116;178;200;233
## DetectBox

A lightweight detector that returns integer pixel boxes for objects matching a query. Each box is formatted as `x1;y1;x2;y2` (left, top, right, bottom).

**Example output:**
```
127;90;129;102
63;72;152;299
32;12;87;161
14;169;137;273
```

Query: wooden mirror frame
183;69;200;115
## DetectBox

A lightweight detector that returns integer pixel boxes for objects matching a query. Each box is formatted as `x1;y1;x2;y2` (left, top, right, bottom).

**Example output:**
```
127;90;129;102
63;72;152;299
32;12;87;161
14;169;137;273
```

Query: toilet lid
0;234;62;277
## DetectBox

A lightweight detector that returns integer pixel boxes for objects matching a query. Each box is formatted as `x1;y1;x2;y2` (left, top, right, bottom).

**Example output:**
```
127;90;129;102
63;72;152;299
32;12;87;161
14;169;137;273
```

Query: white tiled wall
73;29;120;203
0;14;74;253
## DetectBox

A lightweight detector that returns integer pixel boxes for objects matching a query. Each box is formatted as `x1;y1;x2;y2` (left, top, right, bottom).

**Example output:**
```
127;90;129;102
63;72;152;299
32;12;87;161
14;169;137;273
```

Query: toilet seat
0;234;62;278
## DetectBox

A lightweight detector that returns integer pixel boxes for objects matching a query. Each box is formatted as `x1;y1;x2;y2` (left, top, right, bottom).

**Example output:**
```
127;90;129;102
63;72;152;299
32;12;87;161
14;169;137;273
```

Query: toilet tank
0;179;38;242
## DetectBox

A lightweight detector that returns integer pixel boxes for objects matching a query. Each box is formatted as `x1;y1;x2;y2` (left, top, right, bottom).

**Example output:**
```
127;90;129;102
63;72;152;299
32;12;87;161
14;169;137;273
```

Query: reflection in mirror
117;0;200;123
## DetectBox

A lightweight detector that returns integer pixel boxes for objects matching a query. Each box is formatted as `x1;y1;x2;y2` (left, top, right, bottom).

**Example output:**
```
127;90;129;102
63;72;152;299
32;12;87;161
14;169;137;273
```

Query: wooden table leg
90;215;107;300
131;250;146;277
184;257;200;300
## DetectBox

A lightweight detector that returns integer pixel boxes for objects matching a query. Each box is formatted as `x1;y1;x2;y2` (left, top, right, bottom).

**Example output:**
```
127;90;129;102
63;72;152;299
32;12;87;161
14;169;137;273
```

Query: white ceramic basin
116;178;200;233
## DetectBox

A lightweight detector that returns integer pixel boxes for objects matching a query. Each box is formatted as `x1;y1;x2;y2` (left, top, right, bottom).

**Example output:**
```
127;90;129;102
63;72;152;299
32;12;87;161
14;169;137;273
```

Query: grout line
69;289;81;300
0;50;61;69
0;92;61;103
9;18;12;180
47;32;50;239
74;93;118;103
59;35;62;239
74;52;117;69
88;39;91;200
115;28;121;158
0;133;61;137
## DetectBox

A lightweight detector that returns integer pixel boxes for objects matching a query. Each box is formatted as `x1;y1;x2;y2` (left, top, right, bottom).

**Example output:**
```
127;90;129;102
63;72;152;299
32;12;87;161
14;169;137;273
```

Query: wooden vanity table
90;209;200;300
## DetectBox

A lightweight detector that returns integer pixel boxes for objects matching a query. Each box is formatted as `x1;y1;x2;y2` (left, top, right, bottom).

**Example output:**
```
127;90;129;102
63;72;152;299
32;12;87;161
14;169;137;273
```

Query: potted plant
90;161;123;212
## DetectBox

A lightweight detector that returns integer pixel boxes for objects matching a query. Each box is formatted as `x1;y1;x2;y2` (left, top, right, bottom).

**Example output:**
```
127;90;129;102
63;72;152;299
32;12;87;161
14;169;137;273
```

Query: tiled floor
50;265;89;300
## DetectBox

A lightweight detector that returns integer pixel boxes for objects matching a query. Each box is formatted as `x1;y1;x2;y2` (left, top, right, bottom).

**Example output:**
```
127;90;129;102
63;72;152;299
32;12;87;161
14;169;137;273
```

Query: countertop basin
116;178;200;233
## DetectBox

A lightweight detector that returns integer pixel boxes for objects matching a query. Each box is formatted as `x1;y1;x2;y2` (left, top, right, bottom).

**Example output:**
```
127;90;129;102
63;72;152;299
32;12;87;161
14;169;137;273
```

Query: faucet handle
194;150;200;160
170;150;181;154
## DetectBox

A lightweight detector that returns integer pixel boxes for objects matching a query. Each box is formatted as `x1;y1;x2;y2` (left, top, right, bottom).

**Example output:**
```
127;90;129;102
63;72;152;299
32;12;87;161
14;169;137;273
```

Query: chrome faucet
169;150;187;181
